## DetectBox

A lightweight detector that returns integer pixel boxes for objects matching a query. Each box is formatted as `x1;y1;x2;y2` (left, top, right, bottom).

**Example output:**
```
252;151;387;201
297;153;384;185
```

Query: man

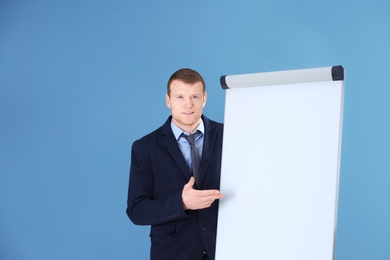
126;68;224;260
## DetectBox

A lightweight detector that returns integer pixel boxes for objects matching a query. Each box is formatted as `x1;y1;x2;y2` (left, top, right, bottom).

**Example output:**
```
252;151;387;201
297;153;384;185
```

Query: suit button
201;226;206;232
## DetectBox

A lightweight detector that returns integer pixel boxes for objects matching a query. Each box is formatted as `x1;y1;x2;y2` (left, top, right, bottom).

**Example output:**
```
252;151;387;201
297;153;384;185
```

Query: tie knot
181;132;198;145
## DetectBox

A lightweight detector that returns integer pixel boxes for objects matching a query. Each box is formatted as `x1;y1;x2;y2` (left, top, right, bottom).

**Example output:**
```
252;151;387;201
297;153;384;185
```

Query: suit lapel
161;117;193;180
160;115;219;187
198;116;217;186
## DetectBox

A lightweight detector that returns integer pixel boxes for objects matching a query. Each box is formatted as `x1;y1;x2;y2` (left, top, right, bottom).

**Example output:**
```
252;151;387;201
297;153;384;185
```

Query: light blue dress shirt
171;119;204;170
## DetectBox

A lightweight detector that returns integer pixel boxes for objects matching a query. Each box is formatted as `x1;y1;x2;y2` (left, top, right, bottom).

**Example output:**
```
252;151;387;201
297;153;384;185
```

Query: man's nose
184;97;193;106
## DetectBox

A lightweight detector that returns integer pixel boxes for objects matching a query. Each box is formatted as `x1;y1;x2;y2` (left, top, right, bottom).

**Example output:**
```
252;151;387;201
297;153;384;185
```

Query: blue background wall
1;1;389;259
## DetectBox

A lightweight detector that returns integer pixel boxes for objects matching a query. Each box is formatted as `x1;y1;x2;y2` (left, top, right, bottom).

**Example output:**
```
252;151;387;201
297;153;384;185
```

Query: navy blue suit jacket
127;115;223;260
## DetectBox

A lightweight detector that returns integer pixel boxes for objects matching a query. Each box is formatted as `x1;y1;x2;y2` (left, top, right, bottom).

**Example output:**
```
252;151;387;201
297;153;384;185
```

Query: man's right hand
182;177;224;210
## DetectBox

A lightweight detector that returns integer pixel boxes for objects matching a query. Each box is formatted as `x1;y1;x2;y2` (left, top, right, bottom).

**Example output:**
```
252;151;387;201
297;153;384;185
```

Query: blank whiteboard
216;66;344;260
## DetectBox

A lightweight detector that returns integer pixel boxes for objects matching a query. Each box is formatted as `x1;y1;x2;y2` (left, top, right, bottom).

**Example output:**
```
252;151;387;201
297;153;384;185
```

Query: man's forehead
171;79;202;86
170;81;204;92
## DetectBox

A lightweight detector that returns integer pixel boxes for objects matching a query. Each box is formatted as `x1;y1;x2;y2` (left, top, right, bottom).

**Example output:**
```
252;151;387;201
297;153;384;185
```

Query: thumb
184;177;195;189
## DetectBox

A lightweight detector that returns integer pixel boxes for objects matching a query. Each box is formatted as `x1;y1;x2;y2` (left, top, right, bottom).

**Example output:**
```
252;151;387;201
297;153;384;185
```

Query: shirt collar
171;118;204;140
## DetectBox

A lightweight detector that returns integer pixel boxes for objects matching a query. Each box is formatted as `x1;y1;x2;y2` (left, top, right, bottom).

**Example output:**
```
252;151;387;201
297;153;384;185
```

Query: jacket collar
161;115;217;187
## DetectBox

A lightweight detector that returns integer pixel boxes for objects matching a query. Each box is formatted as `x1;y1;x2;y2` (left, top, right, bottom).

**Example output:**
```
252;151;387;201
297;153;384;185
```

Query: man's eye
177;96;183;99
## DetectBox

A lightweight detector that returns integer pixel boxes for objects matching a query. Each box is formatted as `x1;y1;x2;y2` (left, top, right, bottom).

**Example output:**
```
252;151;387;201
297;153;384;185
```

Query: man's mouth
183;112;194;115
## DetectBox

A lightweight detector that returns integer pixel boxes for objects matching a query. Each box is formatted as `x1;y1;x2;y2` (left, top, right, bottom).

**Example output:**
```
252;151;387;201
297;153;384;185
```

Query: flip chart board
216;66;345;260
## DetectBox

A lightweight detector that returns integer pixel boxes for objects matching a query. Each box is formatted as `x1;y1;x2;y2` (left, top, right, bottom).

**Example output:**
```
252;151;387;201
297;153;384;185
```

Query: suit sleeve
126;141;189;226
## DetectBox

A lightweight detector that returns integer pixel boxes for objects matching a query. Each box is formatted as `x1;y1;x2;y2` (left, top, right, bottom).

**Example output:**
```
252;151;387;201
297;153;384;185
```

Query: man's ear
203;93;207;107
165;94;171;109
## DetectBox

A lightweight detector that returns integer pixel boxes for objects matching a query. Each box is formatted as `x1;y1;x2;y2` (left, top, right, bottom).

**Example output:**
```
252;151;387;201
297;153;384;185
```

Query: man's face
166;79;207;133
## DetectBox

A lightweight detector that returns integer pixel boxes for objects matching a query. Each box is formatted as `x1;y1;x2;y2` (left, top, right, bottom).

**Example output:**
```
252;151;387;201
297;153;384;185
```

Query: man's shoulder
203;115;224;131
133;117;171;145
134;125;163;145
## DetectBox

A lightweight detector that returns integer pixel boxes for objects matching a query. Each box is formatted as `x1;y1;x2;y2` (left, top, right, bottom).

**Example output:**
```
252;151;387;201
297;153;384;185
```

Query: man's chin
176;118;200;130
